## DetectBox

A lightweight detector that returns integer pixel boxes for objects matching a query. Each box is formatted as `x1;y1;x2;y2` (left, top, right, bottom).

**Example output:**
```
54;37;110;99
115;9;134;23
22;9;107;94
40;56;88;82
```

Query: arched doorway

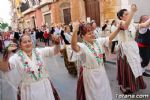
84;0;100;26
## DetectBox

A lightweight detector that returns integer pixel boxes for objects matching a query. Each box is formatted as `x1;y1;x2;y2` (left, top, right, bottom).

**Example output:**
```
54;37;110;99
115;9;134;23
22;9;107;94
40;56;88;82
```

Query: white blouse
118;20;143;78
73;37;112;100
4;47;56;100
75;37;109;69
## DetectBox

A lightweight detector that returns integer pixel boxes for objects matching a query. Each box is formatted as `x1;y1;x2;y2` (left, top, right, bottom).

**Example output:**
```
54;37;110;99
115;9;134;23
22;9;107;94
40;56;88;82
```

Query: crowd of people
0;4;150;100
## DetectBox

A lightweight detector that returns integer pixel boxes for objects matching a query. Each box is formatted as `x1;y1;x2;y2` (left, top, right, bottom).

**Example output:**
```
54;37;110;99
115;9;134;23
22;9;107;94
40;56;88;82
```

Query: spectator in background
110;20;118;54
43;25;50;46
102;20;109;31
3;35;10;48
35;27;40;41
54;24;61;36
91;21;102;39
14;29;20;41
69;22;73;32
31;28;37;46
102;20;111;36
61;25;72;44
50;23;55;35
39;27;44;42
23;28;29;35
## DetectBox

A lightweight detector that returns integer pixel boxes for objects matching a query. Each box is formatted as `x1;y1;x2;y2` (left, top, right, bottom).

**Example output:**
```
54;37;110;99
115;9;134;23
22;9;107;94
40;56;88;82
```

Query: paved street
0;41;150;100
44;54;150;100
1;0;150;99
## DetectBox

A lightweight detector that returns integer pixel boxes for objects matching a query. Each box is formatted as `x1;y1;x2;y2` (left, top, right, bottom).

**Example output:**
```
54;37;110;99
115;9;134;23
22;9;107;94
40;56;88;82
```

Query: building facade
19;0;56;29
52;0;119;26
10;0;122;30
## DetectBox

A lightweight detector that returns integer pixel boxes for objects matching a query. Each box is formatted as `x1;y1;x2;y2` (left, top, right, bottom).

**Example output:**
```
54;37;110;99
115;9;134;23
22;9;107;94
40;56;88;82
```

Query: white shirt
118;20;143;78
64;32;72;43
139;27;150;34
6;47;56;100
93;27;102;38
110;25;118;41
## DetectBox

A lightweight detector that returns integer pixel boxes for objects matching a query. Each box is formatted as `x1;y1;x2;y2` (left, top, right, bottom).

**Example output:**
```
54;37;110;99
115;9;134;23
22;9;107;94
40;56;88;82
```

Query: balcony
34;0;56;8
20;1;30;13
21;0;56;15
40;0;55;5
20;0;38;13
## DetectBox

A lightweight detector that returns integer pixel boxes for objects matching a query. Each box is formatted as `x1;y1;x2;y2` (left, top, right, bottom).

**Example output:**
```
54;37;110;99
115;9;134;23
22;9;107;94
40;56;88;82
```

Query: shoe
126;89;133;94
120;87;133;94
143;72;150;77
120;87;129;94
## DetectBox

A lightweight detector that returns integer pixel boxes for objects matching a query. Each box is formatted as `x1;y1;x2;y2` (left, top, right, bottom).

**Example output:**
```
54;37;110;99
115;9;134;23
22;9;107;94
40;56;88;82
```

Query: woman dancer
136;15;150;76
117;4;150;94
71;22;120;100
0;34;60;100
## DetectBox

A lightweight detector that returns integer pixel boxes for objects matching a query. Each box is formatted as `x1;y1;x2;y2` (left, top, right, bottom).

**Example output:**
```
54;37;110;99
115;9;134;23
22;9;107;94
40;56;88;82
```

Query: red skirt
17;81;60;100
77;67;86;100
117;48;146;93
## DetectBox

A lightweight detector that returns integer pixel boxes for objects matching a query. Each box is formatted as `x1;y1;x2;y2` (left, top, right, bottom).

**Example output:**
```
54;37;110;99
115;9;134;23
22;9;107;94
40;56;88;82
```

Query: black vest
136;29;150;46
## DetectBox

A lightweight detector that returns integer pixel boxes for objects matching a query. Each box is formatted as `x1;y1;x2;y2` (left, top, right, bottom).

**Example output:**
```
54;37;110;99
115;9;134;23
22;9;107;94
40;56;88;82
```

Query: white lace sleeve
8;54;18;70
70;43;85;61
37;47;55;57
97;37;109;47
5;54;22;93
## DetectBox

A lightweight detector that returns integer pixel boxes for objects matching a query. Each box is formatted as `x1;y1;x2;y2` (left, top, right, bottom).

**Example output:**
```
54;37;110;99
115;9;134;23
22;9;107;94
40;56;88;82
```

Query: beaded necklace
18;49;43;80
83;40;103;64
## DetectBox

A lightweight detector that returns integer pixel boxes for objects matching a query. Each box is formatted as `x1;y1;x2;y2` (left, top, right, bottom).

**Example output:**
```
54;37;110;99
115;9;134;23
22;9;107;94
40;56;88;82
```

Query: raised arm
71;22;80;52
121;4;137;28
109;27;120;43
0;43;17;72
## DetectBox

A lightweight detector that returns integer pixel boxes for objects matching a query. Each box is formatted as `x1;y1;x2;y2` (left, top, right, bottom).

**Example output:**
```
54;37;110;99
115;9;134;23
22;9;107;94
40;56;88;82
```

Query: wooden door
31;16;36;28
44;13;51;28
63;8;71;25
85;0;100;26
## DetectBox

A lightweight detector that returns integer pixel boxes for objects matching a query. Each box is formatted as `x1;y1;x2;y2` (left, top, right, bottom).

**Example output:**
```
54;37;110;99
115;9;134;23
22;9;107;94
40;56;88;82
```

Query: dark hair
23;28;27;34
79;23;94;38
19;34;32;45
64;25;70;31
111;20;116;26
33;28;37;31
117;9;127;20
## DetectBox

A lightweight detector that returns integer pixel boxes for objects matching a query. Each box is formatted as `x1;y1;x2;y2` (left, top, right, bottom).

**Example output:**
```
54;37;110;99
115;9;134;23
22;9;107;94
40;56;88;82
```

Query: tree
0;22;9;30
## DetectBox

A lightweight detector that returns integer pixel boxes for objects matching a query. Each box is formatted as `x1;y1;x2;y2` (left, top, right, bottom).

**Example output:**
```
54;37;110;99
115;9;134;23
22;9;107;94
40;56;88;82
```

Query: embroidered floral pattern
83;40;103;64
18;49;44;80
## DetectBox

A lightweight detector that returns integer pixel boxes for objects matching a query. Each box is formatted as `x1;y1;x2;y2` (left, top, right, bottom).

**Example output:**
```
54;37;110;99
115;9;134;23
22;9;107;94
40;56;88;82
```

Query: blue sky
0;0;11;24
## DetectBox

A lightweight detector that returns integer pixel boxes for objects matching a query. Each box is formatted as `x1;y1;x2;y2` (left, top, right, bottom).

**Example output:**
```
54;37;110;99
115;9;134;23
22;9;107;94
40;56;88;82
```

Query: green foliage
0;22;9;30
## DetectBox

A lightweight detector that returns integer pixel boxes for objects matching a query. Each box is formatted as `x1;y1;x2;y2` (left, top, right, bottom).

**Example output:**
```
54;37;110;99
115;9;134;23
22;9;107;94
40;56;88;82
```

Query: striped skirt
77;67;86;100
61;48;77;75
117;48;146;93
